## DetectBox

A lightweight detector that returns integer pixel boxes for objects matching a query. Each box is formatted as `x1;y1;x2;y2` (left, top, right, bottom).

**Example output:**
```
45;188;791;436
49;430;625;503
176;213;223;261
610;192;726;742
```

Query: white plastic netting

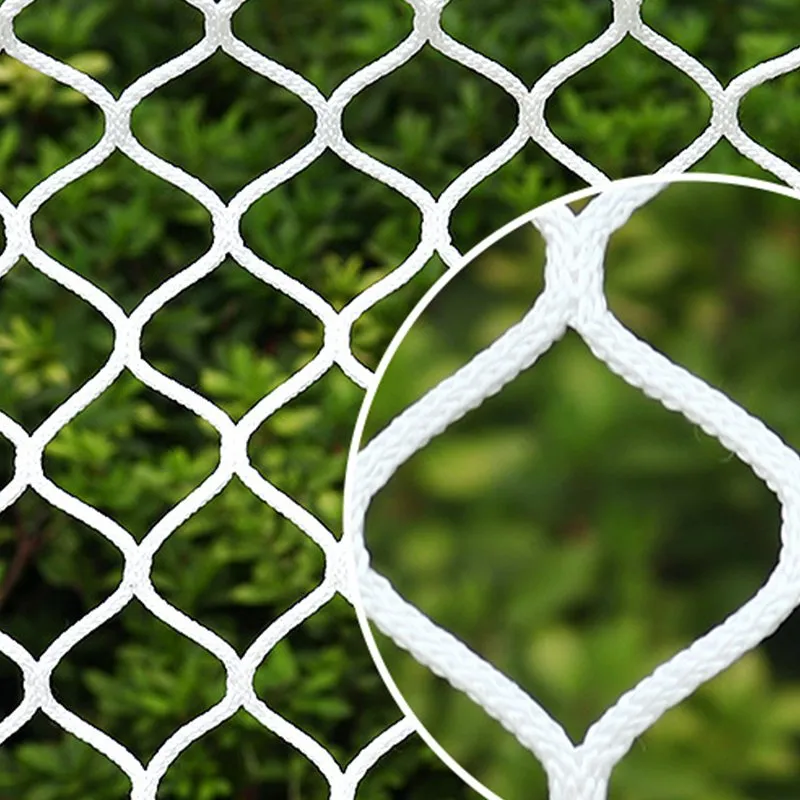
0;0;799;798
348;178;800;800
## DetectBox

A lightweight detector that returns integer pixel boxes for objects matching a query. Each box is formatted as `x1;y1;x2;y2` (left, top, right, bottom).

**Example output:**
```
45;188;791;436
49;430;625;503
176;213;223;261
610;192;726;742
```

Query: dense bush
0;1;798;798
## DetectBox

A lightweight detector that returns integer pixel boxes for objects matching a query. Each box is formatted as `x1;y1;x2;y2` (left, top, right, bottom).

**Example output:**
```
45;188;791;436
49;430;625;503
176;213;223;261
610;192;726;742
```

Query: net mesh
349;178;800;799
0;0;798;797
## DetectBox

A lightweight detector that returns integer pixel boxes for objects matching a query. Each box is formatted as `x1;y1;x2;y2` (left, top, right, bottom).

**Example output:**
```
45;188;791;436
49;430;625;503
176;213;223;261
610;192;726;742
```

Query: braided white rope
0;0;799;796
348;181;800;800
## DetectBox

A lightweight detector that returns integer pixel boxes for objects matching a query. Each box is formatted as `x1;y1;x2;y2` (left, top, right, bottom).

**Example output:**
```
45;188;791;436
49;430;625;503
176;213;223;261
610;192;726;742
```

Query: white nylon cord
2;0;800;794
347;183;800;800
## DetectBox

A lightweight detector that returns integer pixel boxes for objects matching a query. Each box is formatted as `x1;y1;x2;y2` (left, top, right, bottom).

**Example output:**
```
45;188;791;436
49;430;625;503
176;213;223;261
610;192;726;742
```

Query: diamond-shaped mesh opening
241;151;422;309
14;0;205;97
642;0;800;82
151;477;325;653
0;488;124;656
232;0;413;98
0;258;115;432
440;0;612;86
0;716;131;798
0;55;104;203
546;38;711;177
51;598;227;764
354;732;482;800
248;367;363;535
131;52;316;202
165;708;329;799
43;373;220;539
368;329;780;776
739;71;800;176
140;258;325;421
343;45;519;196
31;152;213;313
254;595;399;766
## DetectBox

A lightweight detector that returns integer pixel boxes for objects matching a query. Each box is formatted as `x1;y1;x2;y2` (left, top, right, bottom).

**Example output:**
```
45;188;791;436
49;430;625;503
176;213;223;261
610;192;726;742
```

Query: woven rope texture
1;0;799;797
350;181;800;800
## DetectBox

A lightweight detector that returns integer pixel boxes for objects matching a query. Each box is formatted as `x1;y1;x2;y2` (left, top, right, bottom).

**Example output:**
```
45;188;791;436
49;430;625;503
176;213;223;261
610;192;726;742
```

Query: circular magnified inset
345;175;800;800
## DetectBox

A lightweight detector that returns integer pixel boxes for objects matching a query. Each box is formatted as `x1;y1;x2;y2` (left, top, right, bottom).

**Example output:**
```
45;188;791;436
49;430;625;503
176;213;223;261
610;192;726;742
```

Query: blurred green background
0;0;798;798
365;181;800;800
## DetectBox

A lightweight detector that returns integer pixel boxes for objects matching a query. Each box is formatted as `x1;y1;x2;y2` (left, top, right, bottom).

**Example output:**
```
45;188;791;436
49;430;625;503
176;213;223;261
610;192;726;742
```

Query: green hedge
0;1;799;798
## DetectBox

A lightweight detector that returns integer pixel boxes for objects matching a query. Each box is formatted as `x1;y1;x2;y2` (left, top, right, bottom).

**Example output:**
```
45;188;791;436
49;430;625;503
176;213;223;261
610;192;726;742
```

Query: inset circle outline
344;172;800;800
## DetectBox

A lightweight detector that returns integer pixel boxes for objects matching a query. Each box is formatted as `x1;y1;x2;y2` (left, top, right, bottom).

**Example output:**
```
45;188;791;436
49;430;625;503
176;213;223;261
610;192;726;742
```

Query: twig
0;524;45;613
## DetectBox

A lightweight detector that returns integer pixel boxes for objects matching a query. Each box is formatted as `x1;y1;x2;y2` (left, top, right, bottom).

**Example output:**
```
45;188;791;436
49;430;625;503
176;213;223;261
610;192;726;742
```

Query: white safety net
0;0;798;798
348;179;800;799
